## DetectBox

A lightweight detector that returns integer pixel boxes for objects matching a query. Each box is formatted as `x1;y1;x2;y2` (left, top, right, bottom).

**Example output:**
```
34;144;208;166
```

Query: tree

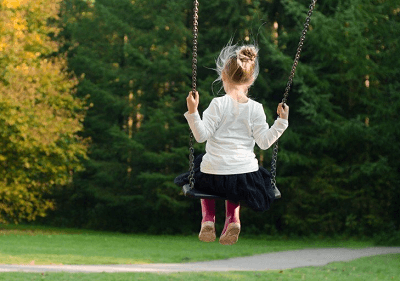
0;0;87;223
258;0;400;235
45;0;400;237
43;0;193;232
48;0;269;233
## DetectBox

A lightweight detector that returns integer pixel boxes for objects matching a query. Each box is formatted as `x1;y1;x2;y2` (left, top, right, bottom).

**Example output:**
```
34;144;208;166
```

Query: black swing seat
183;184;282;200
182;184;224;200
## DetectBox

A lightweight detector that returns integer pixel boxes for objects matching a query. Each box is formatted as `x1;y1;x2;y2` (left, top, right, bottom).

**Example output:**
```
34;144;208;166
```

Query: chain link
271;0;317;190
188;0;199;189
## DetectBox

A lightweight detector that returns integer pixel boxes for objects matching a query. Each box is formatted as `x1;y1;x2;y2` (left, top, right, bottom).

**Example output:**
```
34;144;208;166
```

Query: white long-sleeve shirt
184;95;288;175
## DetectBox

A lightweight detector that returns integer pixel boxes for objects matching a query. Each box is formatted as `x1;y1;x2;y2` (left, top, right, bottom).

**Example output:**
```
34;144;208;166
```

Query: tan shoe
199;221;216;242
219;222;241;245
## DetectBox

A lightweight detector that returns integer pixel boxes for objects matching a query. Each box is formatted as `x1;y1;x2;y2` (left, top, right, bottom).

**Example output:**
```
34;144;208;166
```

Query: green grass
0;254;399;280
0;225;375;265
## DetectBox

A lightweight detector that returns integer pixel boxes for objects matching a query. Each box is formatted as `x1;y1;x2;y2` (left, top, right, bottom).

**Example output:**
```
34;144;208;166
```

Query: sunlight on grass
0;225;376;265
0;253;151;265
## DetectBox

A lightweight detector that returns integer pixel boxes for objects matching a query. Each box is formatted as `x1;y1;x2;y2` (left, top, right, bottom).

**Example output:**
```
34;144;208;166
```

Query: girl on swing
175;42;289;245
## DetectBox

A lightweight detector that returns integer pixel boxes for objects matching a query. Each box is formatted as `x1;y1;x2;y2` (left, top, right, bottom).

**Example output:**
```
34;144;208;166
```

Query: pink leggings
201;199;240;233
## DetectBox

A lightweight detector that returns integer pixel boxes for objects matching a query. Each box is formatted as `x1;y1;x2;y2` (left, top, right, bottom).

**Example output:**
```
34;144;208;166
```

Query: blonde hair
215;41;259;87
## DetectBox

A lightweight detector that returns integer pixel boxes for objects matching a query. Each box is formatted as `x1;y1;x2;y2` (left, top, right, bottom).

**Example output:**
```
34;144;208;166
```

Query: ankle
221;216;240;235
201;199;216;224
202;216;215;224
225;216;240;225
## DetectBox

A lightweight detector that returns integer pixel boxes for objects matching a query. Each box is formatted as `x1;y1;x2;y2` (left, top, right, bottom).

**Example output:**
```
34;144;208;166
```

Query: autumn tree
0;0;87;223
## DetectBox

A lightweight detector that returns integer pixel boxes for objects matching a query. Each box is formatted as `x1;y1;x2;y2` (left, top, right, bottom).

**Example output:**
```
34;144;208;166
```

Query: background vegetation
0;0;87;223
0;0;399;237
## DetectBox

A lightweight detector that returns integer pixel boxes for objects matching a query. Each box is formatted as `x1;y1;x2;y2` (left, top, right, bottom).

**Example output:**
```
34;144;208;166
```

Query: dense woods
1;0;399;237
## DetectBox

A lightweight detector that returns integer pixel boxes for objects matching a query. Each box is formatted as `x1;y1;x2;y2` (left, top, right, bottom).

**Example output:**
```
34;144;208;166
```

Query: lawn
0;225;399;280
0;254;399;280
0;225;375;265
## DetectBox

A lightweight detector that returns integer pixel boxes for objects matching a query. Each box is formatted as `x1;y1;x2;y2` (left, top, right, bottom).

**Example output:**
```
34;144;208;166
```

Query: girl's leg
226;200;240;223
199;199;216;242
201;199;216;223
220;200;241;245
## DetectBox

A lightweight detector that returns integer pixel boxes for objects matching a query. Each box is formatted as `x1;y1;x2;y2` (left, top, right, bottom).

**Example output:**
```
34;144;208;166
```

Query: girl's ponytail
236;46;258;79
220;45;259;86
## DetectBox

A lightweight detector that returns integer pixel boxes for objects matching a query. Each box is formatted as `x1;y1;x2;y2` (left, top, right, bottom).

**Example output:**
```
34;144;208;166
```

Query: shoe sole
219;223;240;245
199;224;216;242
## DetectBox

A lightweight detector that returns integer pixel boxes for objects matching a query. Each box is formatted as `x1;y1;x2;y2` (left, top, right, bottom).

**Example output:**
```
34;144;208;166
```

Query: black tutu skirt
174;154;275;212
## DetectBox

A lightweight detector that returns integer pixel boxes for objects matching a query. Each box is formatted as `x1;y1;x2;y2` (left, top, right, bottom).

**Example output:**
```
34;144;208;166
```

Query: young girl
175;43;289;245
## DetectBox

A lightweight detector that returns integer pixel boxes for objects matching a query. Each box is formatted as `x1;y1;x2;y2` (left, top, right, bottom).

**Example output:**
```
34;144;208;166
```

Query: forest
0;0;399;237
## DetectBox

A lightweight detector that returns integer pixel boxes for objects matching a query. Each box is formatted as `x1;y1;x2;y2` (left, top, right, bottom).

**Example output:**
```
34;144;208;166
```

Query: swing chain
271;0;317;190
188;131;196;188
192;0;199;94
282;0;316;105
188;0;199;189
270;138;279;190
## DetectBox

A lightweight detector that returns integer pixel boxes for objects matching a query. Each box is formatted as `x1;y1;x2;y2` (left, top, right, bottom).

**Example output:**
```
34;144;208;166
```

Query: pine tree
46;0;400;236
259;0;400;235
47;0;194;232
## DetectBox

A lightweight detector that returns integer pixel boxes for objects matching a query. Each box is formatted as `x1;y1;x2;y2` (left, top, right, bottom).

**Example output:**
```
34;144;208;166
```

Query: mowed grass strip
0;225;374;265
0;254;399;281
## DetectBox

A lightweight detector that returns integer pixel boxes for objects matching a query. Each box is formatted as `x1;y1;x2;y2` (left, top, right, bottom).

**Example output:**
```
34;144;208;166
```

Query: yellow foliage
2;0;26;9
0;0;87;224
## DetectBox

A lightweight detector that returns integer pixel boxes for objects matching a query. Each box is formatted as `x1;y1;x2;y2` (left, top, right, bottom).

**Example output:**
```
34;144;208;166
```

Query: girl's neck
226;87;249;103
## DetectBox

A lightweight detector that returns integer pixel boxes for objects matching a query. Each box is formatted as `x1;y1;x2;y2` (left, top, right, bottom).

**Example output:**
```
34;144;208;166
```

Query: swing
182;0;317;199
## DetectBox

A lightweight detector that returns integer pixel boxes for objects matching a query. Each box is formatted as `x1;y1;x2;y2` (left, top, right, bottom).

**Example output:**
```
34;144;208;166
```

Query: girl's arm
184;91;221;143
252;103;289;150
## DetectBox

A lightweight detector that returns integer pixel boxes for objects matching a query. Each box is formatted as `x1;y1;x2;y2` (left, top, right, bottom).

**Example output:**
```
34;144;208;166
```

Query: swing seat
182;184;224;199
183;184;282;200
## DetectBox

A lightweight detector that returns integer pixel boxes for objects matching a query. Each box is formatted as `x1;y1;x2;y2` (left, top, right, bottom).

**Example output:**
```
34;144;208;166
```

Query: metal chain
271;0;317;190
188;0;199;189
188;132;196;188
192;0;199;95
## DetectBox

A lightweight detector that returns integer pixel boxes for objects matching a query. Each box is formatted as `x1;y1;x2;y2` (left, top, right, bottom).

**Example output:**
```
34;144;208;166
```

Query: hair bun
238;47;257;63
237;47;258;73
217;42;259;86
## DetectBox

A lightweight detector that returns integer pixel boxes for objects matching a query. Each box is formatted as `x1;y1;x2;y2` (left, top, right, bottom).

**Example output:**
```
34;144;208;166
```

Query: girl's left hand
277;103;289;120
187;91;199;114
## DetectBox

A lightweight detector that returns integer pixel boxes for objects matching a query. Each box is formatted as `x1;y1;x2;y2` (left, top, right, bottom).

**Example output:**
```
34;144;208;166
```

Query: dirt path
1;247;399;273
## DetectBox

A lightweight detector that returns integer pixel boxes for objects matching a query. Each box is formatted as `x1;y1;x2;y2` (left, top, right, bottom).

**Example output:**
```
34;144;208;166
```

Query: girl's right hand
187;91;199;114
277;103;289;120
